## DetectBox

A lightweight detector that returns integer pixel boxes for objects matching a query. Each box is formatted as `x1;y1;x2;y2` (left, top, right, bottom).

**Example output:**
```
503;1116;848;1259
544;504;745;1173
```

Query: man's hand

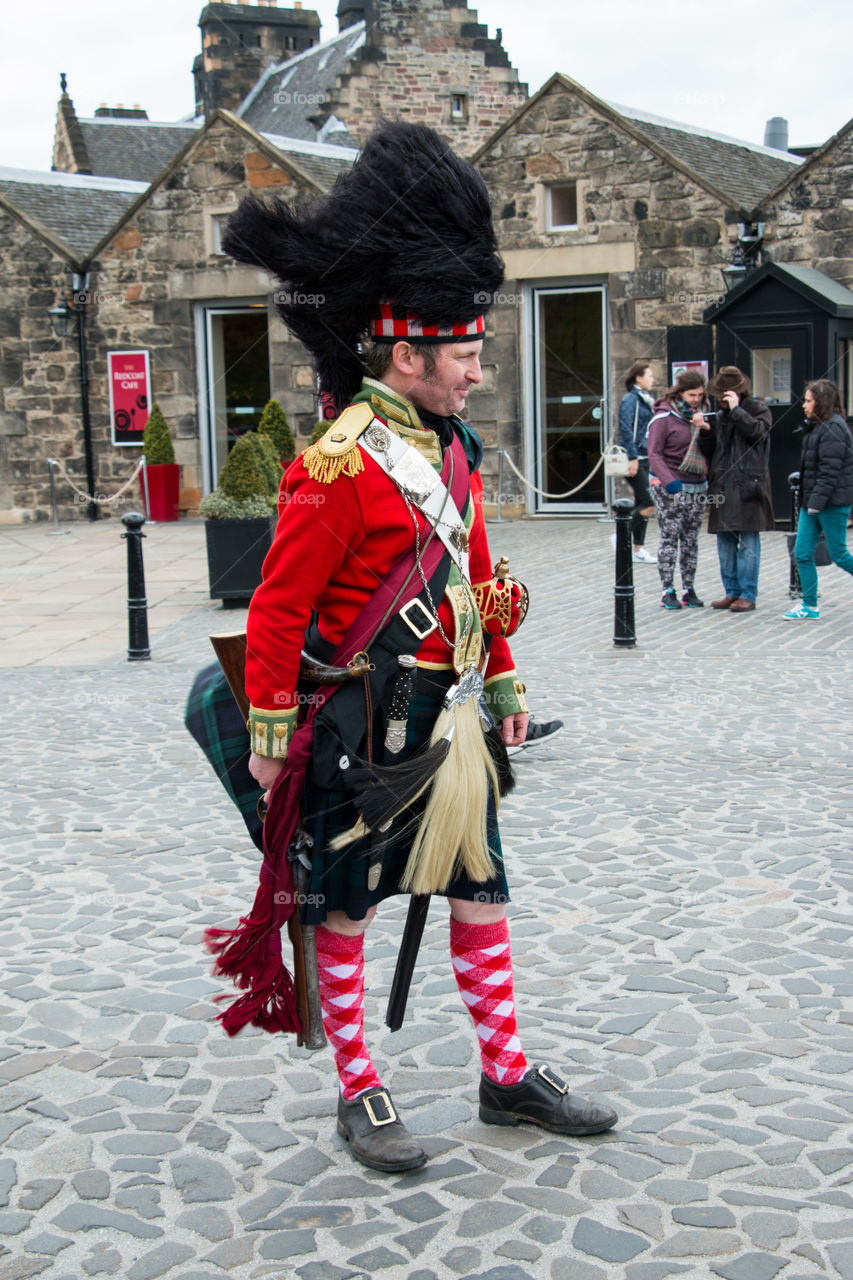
249;752;286;794
627;459;639;477
721;390;740;411
501;712;529;747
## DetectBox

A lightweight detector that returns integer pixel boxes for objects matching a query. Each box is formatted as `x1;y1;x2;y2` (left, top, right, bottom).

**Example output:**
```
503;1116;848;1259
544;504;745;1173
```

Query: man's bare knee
323;907;376;936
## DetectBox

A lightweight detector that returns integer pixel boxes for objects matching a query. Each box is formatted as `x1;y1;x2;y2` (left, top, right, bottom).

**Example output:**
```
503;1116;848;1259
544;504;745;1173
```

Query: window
210;214;231;256
450;93;468;123
752;346;792;404
547;182;578;231
206;209;236;257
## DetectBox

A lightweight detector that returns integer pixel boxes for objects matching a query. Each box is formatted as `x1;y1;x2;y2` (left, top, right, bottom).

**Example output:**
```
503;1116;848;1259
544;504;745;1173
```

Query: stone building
1;0;852;523
471;73;813;513
0;0;528;522
0;114;354;520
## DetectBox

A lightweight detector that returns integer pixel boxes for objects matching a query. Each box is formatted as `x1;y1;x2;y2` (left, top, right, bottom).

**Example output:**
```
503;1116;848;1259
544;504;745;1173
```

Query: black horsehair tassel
349;732;454;835
483;720;516;798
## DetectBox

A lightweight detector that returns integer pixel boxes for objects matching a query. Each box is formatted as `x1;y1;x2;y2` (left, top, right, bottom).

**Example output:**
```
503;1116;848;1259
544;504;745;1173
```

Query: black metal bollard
612;496;636;648
788;471;801;599
121;512;151;661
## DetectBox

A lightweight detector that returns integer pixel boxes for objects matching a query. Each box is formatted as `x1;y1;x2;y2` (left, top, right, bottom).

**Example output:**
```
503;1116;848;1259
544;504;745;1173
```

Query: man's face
409;340;484;417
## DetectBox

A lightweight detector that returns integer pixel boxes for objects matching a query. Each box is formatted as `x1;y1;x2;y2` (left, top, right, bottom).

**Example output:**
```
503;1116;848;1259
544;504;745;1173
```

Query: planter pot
205;517;274;605
141;463;180;522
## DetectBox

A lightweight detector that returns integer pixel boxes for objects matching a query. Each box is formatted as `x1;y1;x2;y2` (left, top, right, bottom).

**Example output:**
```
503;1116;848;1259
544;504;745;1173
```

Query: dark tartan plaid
185;662;264;851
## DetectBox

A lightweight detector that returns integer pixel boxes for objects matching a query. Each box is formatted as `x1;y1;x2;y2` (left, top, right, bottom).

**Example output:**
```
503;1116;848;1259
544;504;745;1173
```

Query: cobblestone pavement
2;517;853;1280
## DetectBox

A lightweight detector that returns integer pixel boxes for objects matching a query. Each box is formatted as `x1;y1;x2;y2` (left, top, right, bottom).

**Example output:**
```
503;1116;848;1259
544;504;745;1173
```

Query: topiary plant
142;404;175;464
258;398;296;466
199;431;280;520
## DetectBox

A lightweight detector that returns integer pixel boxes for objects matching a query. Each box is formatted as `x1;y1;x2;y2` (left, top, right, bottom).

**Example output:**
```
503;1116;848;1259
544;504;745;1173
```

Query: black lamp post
48;271;97;521
721;222;765;294
721;243;748;293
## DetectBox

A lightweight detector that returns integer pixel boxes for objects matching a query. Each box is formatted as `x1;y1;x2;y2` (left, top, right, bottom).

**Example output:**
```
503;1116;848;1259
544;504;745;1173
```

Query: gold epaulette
301;402;374;484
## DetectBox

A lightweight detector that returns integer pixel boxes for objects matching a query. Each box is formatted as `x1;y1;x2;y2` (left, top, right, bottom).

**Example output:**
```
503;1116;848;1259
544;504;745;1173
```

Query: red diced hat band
371;301;485;343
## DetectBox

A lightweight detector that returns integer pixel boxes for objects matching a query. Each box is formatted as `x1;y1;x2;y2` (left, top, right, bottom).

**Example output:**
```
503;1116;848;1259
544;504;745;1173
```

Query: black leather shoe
479;1064;618;1136
337;1089;427;1173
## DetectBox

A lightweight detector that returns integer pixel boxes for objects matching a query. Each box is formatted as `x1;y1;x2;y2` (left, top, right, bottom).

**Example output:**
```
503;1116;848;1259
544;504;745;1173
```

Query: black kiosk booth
704;262;853;526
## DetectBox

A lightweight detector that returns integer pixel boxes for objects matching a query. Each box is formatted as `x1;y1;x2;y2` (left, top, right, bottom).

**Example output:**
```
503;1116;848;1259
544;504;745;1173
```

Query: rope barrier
47;456;144;506
496;448;606;500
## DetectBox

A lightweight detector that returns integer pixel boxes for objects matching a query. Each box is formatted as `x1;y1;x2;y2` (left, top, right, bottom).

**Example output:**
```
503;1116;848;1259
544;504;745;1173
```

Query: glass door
531;286;607;513
200;305;271;491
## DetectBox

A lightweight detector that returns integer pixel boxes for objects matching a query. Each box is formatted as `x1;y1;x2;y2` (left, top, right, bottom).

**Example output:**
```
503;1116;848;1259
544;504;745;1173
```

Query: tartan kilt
301;667;509;925
184;663;264;852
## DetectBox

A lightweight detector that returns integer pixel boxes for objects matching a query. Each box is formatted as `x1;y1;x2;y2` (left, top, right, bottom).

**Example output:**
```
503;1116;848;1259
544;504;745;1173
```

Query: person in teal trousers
785;379;853;619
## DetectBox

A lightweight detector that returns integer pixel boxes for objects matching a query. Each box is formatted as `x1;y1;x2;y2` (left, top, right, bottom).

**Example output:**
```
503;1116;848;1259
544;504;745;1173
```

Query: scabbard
299;924;326;1051
286;911;311;1048
385;893;431;1031
292;859;326;1051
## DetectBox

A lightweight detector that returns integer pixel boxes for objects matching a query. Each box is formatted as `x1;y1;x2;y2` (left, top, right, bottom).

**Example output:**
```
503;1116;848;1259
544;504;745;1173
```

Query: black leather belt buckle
399;598;438;641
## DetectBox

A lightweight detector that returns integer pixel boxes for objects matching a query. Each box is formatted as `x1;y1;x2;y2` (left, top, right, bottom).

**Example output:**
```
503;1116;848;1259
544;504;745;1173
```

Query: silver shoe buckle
363;1089;397;1126
537;1064;569;1094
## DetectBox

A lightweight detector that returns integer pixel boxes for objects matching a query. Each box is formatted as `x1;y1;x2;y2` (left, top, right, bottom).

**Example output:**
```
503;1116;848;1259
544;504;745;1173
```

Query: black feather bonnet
222;121;505;413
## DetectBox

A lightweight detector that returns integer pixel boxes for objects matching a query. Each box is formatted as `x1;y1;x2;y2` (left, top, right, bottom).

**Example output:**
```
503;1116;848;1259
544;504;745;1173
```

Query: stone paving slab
1;517;853;1279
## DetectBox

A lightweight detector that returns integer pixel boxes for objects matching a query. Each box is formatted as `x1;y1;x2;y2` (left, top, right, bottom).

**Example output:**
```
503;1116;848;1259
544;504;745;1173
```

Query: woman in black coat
701;367;774;612
784;378;853;619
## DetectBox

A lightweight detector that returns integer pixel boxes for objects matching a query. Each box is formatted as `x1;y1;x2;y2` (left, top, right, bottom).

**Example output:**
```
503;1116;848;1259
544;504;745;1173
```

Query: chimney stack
764;116;789;152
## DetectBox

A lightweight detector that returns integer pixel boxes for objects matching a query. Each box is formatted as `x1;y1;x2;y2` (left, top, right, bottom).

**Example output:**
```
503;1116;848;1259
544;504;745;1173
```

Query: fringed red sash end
213;952;300;1037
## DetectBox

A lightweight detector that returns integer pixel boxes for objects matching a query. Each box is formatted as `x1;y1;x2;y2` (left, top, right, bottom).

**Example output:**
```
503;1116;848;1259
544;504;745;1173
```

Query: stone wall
324;0;527;156
475;81;734;483
0;210;81;522
763;125;853;288
0;119;321;523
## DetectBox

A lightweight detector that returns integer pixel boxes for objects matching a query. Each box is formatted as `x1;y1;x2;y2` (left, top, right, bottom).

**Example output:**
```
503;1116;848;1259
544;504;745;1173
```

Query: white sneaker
633;547;657;564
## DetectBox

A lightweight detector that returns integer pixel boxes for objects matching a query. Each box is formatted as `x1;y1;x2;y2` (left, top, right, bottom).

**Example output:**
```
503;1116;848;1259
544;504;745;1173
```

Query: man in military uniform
214;122;618;1173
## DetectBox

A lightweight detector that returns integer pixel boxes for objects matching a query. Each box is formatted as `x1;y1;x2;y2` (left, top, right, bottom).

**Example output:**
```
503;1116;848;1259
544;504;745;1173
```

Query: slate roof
239;21;366;143
260;132;357;187
76;118;202;182
614;105;802;210
0;168;147;260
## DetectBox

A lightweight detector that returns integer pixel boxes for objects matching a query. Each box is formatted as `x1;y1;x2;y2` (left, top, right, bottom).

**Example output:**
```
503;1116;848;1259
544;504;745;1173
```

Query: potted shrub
258;398;296;467
141;403;180;522
200;431;281;606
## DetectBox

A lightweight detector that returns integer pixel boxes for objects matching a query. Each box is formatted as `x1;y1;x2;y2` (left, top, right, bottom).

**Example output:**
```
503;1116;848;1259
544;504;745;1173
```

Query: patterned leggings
651;487;705;592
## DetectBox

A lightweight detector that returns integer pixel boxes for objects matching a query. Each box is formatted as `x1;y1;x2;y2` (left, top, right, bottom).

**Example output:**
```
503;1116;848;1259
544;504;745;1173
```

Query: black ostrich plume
222;121;505;413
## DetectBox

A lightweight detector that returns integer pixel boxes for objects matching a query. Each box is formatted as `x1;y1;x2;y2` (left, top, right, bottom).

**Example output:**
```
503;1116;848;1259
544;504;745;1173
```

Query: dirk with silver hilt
365;655;418;893
384;653;418;755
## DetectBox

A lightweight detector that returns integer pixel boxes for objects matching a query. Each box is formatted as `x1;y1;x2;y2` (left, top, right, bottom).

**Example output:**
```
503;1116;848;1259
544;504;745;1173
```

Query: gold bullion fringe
302;443;365;485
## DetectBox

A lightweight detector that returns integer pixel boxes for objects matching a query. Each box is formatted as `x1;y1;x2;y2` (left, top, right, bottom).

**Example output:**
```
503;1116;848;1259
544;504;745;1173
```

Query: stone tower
323;0;528;156
193;2;321;117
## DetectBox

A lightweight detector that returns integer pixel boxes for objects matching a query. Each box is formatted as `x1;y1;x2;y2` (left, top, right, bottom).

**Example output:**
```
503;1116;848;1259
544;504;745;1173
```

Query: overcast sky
2;0;851;172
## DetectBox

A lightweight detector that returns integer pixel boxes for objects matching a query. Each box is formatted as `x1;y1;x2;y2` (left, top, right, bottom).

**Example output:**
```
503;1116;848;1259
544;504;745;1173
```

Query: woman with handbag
647;369;711;610
618;361;657;563
784;379;853;620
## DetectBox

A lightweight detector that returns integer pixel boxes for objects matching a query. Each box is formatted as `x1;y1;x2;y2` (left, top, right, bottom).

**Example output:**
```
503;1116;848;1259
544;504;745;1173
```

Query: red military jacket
245;380;527;758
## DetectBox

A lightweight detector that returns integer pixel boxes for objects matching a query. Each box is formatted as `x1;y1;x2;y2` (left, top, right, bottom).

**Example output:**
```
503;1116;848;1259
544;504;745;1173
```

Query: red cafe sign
108;350;151;446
